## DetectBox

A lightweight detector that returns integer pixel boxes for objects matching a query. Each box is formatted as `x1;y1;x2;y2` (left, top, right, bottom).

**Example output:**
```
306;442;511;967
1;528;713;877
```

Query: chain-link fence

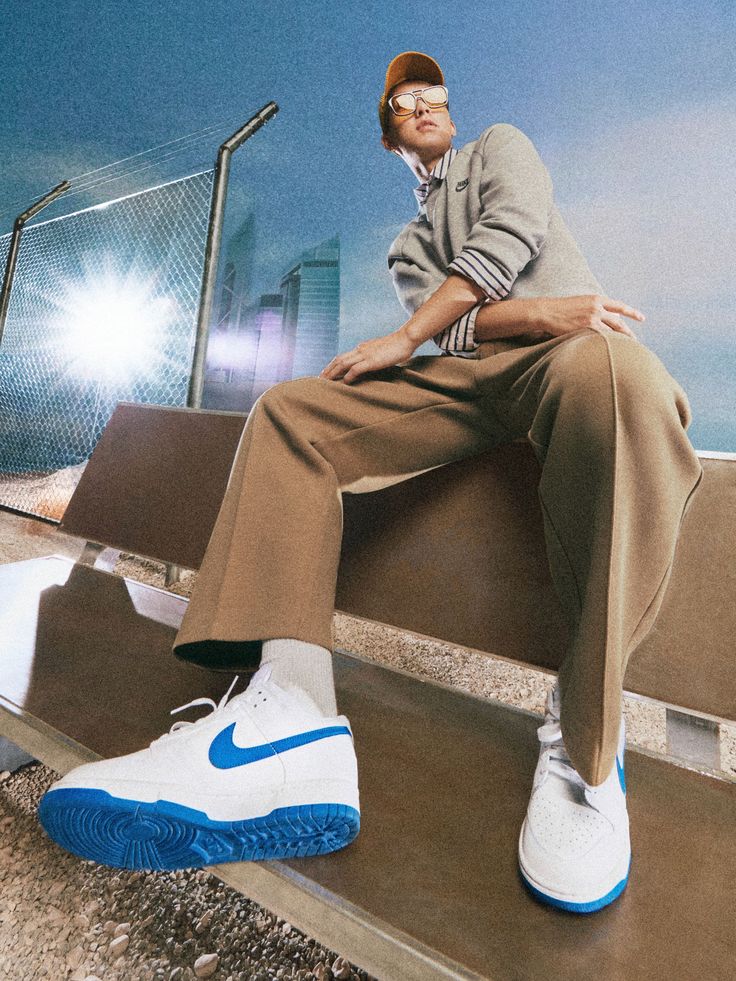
0;170;214;520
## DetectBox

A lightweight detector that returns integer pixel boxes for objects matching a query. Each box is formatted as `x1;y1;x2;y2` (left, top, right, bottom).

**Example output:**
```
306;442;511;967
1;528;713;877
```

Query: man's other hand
319;329;418;384
530;294;645;340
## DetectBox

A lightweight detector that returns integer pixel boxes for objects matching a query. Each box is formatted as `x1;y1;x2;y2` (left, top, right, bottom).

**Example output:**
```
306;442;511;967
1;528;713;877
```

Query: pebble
195;909;214;933
108;935;130;959
331;955;352;980
66;945;85;970
114;921;131;937
103;919;117;935
194;952;220;978
0;771;11;782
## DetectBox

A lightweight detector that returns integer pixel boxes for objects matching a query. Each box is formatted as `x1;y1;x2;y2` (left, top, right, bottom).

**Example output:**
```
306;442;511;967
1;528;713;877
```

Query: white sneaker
38;663;360;870
518;682;630;913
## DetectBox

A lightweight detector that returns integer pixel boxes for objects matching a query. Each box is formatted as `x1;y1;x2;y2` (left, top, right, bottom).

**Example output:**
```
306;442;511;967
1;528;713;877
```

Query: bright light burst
51;257;181;385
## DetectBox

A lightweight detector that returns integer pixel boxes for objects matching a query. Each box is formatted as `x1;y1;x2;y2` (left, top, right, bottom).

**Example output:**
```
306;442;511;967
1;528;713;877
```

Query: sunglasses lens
423;85;448;107
390;92;416;115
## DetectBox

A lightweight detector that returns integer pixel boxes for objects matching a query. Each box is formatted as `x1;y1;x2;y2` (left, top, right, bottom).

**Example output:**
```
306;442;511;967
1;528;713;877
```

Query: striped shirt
412;146;484;357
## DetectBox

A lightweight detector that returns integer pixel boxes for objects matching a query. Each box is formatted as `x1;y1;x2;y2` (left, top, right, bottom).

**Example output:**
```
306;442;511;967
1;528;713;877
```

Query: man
38;52;703;916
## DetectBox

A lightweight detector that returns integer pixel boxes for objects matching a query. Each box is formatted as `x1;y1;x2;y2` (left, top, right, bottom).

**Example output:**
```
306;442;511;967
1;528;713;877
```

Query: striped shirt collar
413;145;458;210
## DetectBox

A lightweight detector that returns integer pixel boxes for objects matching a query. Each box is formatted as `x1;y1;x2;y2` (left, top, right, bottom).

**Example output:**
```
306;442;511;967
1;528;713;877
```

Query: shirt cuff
433;300;485;355
448;248;512;301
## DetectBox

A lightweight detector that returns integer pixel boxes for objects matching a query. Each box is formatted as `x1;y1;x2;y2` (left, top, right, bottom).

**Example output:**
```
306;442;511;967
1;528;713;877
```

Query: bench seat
0;551;733;981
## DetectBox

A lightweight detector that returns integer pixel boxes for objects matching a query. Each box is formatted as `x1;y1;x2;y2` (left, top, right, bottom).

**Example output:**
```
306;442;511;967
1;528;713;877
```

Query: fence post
0;182;70;346
187;102;279;409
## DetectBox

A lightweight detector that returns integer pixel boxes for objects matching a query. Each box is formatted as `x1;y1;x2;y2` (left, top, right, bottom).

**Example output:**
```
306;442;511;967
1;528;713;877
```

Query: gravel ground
0;764;373;981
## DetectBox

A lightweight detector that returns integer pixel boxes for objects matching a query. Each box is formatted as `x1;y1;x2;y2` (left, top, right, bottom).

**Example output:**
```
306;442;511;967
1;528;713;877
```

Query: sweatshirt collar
413;145;458;210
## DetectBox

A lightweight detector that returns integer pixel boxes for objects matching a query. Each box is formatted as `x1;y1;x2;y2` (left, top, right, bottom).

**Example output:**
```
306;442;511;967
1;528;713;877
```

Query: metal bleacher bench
0;401;734;981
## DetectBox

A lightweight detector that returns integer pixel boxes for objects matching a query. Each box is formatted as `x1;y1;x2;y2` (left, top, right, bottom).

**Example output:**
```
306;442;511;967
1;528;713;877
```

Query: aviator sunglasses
387;84;449;116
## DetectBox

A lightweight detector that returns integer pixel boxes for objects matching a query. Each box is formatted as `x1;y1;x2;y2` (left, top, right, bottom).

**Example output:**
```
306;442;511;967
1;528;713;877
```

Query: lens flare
51;258;180;384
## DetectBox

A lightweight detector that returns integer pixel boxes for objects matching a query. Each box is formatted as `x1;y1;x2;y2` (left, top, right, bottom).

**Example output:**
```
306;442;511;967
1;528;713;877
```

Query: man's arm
397;272;555;350
399;273;486;347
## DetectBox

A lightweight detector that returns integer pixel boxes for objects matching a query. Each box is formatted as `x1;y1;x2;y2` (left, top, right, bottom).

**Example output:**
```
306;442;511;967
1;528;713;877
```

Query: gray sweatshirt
386;123;604;357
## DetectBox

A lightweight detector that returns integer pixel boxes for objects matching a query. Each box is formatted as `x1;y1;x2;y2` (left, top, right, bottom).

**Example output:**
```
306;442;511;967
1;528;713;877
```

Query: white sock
259;638;338;717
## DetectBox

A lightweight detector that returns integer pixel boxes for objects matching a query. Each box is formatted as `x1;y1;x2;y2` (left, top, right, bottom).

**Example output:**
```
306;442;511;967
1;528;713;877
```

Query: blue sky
1;0;734;450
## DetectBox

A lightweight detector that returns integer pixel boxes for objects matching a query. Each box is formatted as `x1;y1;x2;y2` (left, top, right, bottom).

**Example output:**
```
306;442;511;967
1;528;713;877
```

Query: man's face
381;77;456;162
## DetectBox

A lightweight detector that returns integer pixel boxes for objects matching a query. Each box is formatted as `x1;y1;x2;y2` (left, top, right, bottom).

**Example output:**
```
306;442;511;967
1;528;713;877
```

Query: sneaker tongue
248;663;273;689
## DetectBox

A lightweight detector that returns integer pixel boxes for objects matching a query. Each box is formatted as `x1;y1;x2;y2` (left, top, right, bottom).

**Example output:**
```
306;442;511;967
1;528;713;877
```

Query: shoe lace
151;674;241;744
536;718;588;792
171;674;241;731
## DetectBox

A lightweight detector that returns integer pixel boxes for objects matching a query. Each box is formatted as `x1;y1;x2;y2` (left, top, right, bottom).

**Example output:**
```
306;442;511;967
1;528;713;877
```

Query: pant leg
173;353;496;669
474;329;704;785
174;326;702;787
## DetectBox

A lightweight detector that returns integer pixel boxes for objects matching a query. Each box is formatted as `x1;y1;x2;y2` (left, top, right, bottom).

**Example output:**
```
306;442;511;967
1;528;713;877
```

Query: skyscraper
250;293;285;401
278;234;340;379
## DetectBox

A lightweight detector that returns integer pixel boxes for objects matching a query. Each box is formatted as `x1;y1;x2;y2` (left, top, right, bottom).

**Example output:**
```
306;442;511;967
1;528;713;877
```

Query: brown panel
628;458;736;718
59;403;246;570
0;557;236;757
0;558;732;979
337;442;567;671
337;450;736;722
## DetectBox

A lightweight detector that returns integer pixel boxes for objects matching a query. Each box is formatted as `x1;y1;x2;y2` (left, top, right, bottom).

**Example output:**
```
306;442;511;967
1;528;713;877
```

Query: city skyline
205;226;342;408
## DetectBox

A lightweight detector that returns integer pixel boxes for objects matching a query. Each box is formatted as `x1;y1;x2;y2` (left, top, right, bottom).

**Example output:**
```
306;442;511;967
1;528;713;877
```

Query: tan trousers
174;329;703;786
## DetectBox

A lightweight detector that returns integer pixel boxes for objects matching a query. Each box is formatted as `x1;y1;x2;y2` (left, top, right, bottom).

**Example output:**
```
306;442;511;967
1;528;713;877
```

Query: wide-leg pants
173;329;704;786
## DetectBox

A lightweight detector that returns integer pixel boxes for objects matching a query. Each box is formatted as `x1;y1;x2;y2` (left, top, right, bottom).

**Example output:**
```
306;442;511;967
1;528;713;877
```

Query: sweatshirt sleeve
447;124;554;300
387;237;444;317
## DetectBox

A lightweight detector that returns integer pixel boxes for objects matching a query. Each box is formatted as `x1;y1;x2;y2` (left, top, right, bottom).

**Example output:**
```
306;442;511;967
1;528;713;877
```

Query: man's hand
319;328;418;384
529;294;645;340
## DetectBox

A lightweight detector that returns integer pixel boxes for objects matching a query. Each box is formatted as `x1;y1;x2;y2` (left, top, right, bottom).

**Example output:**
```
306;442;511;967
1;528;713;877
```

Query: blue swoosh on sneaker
208;723;352;770
616;754;626;795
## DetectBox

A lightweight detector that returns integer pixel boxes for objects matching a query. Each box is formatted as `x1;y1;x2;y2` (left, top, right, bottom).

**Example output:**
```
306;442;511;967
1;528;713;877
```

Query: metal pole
0;181;70;346
187;102;279;408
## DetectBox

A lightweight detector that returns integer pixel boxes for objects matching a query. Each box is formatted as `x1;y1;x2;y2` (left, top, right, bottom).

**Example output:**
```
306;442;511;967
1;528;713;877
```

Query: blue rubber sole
519;854;631;914
38;787;360;871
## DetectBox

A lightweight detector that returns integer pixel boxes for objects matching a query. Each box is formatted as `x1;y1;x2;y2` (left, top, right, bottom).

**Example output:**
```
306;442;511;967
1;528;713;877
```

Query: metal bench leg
0;736;35;772
665;708;721;770
78;542;121;573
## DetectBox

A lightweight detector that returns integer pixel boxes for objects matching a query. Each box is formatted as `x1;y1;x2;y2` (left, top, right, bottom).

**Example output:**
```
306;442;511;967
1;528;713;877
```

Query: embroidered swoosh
208;723;351;770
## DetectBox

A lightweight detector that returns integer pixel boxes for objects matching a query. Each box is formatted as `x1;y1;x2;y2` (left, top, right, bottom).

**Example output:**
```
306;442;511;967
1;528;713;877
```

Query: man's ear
381;133;395;152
